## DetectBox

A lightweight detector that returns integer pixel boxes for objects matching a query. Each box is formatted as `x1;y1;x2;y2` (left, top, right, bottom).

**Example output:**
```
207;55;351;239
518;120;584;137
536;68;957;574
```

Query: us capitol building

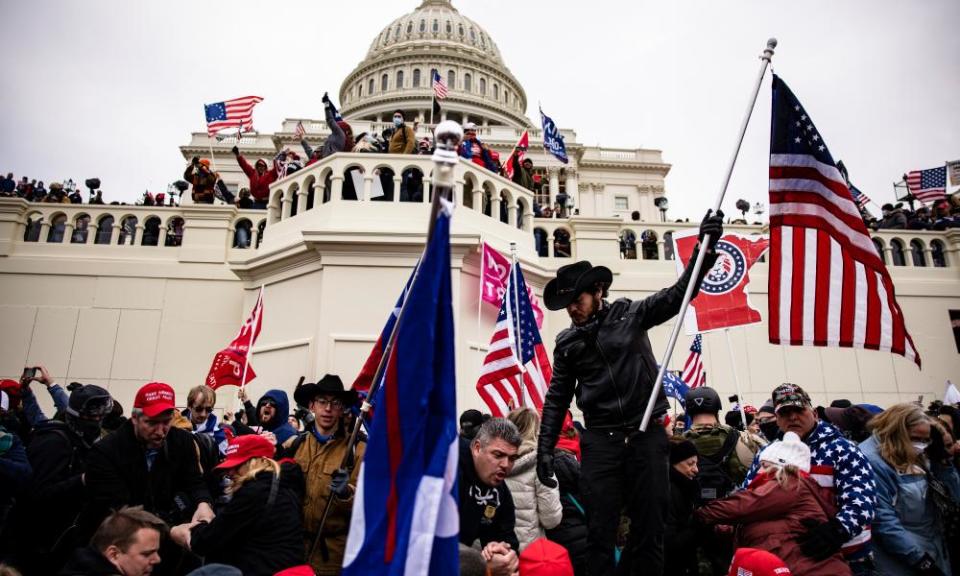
1;0;957;416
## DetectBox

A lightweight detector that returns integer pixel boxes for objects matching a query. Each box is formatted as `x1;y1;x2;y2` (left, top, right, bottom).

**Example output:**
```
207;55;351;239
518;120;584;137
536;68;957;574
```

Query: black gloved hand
231;145;239;156
915;553;946;576
322;92;331;104
536;451;557;489
797;518;847;561
191;156;200;165
329;468;351;499
698;209;724;252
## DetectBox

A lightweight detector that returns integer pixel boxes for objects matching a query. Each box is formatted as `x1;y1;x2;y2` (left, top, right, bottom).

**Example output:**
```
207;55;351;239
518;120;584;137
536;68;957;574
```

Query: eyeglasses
191;405;213;414
312;398;343;410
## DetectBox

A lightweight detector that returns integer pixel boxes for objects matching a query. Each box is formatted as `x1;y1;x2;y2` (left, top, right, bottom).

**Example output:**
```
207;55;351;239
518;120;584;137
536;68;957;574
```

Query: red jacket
236;154;277;202
695;472;851;576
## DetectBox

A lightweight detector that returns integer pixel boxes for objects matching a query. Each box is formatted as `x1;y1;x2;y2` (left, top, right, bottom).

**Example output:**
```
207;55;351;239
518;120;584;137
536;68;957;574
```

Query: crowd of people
867;198;960;231
0;174;109;205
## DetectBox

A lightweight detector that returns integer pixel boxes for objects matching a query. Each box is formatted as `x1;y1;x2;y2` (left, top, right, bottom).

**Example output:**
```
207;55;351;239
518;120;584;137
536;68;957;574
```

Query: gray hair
459;544;487;576
473;417;521;449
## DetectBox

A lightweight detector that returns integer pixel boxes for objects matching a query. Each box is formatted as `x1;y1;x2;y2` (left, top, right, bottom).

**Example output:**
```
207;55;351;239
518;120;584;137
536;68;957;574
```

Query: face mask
393;117;403;127
913;441;930;454
760;421;781;442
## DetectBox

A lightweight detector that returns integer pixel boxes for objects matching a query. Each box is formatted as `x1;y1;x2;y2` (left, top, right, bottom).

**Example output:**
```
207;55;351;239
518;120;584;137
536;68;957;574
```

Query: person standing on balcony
184;157;218;204
460;122;498;172
231;146;276;210
388;110;416;154
535;211;724;576
302;93;355;167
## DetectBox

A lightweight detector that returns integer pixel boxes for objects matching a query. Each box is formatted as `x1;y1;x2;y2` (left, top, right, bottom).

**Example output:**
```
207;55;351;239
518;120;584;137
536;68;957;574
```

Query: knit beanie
759;431;811;472
669;439;699;465
519;538;574;576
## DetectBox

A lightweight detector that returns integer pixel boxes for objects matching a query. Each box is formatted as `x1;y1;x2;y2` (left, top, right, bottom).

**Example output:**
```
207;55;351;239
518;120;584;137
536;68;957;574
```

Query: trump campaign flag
503;130;529;180
673;230;769;334
205;287;263;389
480;242;544;328
342;201;459;575
540;107;568;164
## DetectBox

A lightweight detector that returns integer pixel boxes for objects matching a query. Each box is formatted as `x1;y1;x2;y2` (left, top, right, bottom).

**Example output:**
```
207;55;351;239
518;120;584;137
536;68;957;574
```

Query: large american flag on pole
476;263;552;417
680;334;707;388
768;75;920;367
906;166;947;204
205;96;263;136
432;70;448;100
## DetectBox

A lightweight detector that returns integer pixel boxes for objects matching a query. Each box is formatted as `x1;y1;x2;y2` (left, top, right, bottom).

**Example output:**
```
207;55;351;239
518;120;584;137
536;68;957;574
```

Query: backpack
694;429;740;501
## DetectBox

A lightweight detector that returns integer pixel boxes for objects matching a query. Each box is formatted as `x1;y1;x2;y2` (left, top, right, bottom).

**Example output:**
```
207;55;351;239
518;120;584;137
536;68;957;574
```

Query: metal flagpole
640;38;777;431
723;329;749;430
510;241;527;408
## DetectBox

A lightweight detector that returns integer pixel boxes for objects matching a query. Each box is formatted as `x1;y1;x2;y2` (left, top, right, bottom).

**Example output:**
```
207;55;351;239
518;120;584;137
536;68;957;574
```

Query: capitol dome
338;0;530;129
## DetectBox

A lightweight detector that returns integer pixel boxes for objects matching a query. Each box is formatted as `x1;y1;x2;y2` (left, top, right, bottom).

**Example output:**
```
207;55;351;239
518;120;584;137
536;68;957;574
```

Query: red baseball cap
727;548;792;576
519;538;574;576
0;379;21;410
133;382;176;418
273;566;316;576
216;434;275;470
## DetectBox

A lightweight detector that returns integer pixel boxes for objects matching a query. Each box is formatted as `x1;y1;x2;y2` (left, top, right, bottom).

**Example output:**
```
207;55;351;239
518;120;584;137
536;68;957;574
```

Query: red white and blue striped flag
680;334;706;389
476;262;552;417
906;166;947;204
767;75;919;367
204;96;263;136
432;70;448;100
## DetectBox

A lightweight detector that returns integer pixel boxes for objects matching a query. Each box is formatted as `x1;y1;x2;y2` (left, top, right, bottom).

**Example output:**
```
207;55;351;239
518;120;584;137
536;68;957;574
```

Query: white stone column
507;203;518;227
578;183;592;217
522;210;533;232
158;227;168;247
548;167;560;209
331;176;344;201
296;190;308;214
63;222;75;244
363;176;374;201
250;227;260;249
281;194;293;219
565;168;578;210
454;179;465;206
392;175;402;202
134;224;144;246
473;189;483;213
491;195;502;223
594;183;605;216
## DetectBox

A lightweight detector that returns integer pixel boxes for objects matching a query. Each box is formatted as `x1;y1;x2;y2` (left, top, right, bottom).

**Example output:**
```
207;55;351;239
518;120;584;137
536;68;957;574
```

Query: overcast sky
1;0;957;220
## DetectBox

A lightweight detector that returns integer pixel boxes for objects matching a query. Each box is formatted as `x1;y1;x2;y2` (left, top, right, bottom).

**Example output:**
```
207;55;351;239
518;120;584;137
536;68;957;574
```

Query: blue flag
343;201;459;575
540;107;568;164
661;367;689;407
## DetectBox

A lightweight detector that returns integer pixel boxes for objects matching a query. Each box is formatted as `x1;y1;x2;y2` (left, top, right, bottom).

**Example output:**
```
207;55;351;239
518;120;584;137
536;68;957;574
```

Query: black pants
580;427;669;576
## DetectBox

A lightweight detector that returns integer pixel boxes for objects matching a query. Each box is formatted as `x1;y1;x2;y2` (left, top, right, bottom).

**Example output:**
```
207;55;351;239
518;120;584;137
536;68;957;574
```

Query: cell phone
21;367;38;381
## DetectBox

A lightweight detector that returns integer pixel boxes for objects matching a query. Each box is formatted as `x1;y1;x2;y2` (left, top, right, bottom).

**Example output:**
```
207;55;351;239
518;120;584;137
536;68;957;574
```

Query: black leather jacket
539;249;716;454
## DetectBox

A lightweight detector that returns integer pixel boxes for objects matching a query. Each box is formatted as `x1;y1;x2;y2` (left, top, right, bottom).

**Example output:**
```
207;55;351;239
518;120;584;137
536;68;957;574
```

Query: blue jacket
257;389;297;446
744;420;875;556
860;435;956;575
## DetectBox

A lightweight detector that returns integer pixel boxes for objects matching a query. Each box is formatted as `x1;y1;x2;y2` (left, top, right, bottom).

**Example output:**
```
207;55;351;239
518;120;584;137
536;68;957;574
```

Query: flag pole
723;329;749;430
510;243;524;359
310;121;463;559
477;239;485;379
640;38;777;432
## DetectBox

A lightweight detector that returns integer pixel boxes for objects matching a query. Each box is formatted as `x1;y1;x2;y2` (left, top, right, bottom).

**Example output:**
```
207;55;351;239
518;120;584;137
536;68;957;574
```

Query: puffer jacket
504;441;563;551
539;250;716;454
696;471;852;576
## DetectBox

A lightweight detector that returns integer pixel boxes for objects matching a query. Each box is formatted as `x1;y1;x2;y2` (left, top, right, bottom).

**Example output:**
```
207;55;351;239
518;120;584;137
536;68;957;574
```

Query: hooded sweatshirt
257;389;297;446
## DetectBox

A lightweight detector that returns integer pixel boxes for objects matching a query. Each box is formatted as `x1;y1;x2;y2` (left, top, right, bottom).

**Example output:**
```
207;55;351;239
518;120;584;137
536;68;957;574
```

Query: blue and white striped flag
540;107;568;164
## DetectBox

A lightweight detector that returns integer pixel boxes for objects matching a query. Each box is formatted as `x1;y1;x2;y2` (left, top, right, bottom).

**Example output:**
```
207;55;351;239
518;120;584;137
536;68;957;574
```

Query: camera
728;394;739;403
21;366;37;381
295;405;315;428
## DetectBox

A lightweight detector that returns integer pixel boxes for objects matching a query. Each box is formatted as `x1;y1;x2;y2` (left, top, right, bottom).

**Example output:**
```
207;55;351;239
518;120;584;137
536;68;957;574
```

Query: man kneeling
61;506;166;576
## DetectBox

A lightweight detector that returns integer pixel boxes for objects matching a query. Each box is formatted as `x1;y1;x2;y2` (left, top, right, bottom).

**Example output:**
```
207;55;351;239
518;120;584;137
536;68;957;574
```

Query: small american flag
849;183;871;210
476;263;552;417
768;75;919;366
906;166;947;204
432;70;448;100
680;335;707;388
294;121;306;139
205;96;263;137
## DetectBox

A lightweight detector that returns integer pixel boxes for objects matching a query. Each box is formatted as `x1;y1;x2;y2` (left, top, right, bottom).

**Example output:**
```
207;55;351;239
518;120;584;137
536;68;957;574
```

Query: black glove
797;518;847;561
536;451;557;489
329;468;351;499
322;92;331;104
915;553;945;576
698;209;724;252
231;145;239;156
191;156;200;165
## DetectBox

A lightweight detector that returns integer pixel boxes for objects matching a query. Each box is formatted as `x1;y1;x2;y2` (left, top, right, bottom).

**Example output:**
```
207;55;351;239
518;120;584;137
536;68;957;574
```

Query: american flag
849;183;871;210
768;75;919;366
204;96;263;136
294;120;306;139
906;166;947;203
680;335;707;388
432;70;448;100
476;263;552;417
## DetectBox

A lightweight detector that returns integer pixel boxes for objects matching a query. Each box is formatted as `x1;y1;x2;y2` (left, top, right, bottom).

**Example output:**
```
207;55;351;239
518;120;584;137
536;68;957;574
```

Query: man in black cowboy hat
537;210;724;576
288;374;365;573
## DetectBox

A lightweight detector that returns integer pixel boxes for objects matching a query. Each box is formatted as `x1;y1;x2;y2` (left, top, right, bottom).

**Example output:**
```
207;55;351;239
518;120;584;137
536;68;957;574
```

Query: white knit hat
759;431;811;472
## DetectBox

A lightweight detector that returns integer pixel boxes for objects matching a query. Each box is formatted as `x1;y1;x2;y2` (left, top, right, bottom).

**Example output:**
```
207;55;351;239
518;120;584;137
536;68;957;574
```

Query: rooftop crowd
0;364;958;576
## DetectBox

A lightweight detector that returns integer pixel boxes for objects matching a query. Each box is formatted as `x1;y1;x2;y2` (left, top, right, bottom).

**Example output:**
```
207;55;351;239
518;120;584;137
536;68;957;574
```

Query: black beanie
670;439;698;465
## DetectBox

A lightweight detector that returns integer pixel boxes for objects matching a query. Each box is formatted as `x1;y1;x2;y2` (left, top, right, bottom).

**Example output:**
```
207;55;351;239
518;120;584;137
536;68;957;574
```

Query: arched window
931;240;947;267
142;217;161;246
381;74;389;92
458;24;464;36
641;230;659;260
165;217;184;247
357;83;362;97
419;19;425;33
479;78;486;95
663;231;675;261
910;239;926;267
256;220;266;248
72;214;91;244
118;216;137;245
445;21;452;34
95;215;114;245
464;73;472;92
406;22;412;34
233;219;253;249
871;238;886;264
553;229;571;258
533;228;548;257
394;24;401;39
447;70;456;90
368;78;375;94
620;230;637;260
432;19;438;32
493;83;499;100
47;214;66;243
470;27;476;42
396;70;404;89
890;239;906;266
412;69;421;87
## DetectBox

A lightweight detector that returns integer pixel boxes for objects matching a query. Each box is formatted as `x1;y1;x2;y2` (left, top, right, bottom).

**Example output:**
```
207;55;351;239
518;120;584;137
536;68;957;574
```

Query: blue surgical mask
393;117;403;127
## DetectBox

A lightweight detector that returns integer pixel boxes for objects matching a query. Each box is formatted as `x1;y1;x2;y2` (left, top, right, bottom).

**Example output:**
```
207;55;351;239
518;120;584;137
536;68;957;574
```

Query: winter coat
546;448;587;575
860;435;956;575
293;431;366;575
59;545;122;575
664;468;701;575
458;439;520;551
0;425;31;526
743;420;875;558
303;104;349;164
539;250;717;453
255;389;298;446
183;164;217;203
459;137;498;171
504;441;563;551
684;423;765;494
190;462;306;576
84;420;212;528
510;154;534;190
236;154;278;202
388;124;416;154
696;471;852;576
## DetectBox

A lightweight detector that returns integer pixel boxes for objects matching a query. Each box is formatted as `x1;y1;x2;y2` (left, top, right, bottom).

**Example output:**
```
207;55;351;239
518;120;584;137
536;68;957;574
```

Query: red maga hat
133;382;176;418
216;434;275;470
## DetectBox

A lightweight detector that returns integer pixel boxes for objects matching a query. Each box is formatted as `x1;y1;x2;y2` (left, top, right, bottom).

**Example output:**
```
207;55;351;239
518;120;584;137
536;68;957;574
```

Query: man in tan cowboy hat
536;210;724;576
